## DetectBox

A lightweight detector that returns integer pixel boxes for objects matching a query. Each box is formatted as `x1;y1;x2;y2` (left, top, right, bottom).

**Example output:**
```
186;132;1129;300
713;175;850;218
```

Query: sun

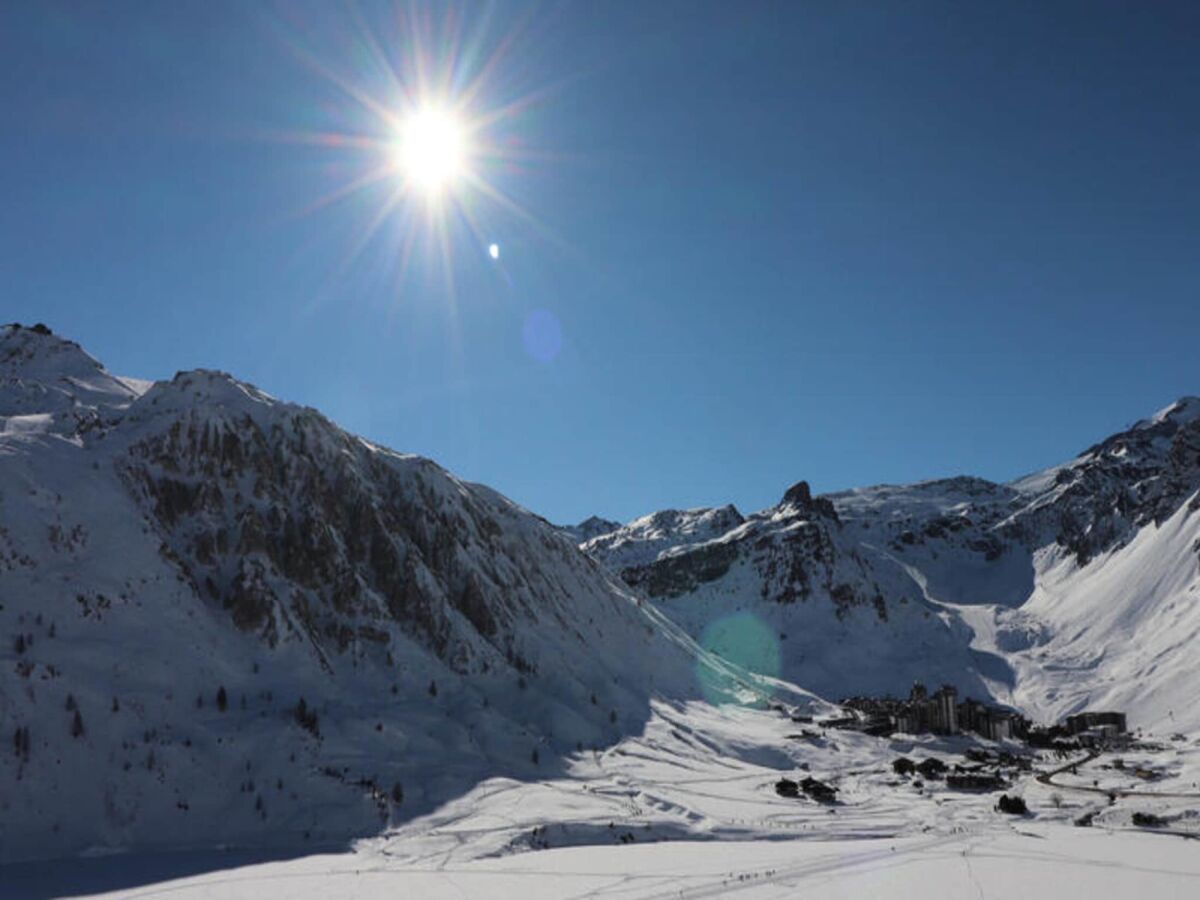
393;107;468;196
273;6;553;288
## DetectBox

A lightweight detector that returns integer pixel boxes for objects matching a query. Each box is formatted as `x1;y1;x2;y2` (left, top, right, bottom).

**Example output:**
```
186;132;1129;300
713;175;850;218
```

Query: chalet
916;757;947;779
799;776;838;803
947;772;1006;791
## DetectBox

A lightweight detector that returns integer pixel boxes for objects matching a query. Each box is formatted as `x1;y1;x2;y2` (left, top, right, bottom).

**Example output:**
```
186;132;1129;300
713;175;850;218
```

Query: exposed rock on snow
4;324;1200;873
580;395;1200;729
0;325;804;864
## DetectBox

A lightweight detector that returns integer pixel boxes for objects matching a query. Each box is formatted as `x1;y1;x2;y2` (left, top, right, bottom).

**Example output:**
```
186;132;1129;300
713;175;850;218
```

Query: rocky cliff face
1005;398;1200;564
115;369;587;672
0;325;774;864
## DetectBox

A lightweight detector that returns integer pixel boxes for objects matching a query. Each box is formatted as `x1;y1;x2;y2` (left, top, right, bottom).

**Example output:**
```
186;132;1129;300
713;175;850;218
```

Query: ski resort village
839;682;1128;747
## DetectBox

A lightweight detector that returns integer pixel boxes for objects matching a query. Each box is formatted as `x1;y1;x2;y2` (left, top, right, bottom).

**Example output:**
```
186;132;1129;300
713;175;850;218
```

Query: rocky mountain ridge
0;324;783;864
577;399;1200;726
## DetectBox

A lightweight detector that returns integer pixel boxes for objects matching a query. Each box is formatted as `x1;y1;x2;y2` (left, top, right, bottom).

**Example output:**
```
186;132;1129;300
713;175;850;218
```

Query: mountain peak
133;368;278;415
2;321;54;337
779;480;839;520
1;323;147;425
2;322;104;380
1147;396;1200;428
781;480;813;506
562;515;623;543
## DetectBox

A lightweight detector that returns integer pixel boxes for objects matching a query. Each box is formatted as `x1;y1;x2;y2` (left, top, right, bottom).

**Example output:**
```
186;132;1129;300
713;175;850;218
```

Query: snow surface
14;828;1200;899
7;701;1200;897
4;325;1200;897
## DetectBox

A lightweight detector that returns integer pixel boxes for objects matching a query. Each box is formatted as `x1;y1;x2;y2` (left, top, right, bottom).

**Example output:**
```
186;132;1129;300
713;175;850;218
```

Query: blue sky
3;1;1199;524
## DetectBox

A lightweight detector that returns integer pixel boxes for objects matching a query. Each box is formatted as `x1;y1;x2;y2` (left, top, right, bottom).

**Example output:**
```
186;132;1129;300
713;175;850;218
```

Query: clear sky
3;1;1199;524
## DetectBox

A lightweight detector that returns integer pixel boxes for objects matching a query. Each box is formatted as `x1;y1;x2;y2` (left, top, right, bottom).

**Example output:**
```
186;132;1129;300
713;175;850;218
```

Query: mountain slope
0;325;793;864
581;402;1200;729
5;323;1198;867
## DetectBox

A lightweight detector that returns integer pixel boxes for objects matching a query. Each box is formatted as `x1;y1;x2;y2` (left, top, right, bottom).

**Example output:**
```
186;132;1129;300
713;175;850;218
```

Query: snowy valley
2;323;1199;898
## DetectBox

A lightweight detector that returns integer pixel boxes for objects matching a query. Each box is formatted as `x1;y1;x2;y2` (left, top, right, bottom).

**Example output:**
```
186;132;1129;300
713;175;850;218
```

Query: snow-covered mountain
4;324;1199;869
556;515;622;545
0;324;795;864
581;401;1200;731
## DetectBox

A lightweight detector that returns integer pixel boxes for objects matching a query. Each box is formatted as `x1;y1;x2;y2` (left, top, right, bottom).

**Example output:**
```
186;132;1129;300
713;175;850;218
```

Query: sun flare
274;6;553;290
394;107;468;196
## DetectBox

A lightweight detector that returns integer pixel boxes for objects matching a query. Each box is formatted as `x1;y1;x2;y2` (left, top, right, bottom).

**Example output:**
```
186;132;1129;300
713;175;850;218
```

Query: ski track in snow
7;701;1199;898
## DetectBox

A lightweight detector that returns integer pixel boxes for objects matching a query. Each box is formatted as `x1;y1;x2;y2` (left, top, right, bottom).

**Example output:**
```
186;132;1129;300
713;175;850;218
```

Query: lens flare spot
521;309;562;363
489;243;500;259
697;612;781;704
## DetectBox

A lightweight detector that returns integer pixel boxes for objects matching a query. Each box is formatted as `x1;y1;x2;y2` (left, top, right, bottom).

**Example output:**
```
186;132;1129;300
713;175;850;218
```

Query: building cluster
1063;710;1128;746
840;684;1131;748
841;683;1028;741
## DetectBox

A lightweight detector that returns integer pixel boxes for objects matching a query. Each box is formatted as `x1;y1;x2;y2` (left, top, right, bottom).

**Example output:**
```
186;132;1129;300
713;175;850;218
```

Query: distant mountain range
568;395;1200;732
3;322;1198;864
